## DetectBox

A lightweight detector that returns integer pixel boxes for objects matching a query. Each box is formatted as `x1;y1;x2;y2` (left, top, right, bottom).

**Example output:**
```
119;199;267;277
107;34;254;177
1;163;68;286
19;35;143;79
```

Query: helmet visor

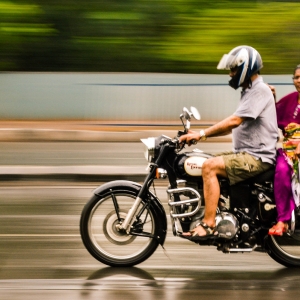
217;54;237;70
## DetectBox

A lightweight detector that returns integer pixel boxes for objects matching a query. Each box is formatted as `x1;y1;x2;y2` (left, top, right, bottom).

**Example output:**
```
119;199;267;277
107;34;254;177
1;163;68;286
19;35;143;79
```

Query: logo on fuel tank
184;156;207;176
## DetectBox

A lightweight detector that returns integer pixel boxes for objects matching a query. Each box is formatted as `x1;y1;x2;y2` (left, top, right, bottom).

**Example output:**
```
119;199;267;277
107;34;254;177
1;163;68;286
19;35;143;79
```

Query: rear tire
267;216;300;268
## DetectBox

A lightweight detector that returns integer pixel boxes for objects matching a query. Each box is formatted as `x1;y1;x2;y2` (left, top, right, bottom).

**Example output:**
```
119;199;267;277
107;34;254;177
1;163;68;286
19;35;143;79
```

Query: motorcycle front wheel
80;186;163;267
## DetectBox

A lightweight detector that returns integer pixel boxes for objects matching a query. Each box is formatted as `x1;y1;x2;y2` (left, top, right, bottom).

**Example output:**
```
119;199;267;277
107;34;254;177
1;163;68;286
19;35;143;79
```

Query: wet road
0;181;300;299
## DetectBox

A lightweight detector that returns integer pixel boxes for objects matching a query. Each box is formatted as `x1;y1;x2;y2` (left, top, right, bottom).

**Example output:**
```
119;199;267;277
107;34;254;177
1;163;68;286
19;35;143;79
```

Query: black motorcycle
80;107;300;268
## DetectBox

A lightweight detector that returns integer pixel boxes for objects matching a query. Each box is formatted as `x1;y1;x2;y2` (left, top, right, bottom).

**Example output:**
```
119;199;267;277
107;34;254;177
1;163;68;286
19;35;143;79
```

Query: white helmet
217;45;263;89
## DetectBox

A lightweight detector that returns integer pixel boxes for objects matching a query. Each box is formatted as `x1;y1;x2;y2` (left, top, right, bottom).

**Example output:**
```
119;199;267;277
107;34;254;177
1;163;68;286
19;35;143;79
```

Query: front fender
93;180;168;246
93;180;143;196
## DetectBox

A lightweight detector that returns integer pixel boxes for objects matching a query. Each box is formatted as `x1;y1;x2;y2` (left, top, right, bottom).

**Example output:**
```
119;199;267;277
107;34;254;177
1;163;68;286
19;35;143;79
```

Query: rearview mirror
190;106;200;120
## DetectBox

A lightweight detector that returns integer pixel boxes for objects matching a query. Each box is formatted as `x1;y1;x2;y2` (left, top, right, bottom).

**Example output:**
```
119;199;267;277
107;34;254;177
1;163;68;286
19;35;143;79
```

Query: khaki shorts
219;151;273;186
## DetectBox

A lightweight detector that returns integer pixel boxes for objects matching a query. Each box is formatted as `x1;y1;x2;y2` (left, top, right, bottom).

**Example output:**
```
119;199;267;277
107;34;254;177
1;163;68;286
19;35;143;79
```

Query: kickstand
160;244;174;264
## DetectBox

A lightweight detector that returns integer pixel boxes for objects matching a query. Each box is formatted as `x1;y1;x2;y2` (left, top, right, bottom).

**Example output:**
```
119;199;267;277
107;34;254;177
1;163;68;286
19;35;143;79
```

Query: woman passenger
269;65;300;235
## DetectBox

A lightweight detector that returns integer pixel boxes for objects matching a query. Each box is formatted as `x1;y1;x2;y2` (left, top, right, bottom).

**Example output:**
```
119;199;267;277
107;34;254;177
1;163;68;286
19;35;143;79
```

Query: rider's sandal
268;222;288;236
180;221;218;241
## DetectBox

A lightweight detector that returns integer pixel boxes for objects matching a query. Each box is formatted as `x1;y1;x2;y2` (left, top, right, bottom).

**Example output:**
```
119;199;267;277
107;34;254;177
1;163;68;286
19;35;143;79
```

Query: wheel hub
103;210;136;245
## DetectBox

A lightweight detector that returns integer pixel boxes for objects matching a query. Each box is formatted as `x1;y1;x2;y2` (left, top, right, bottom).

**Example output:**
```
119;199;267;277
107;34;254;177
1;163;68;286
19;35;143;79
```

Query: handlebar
176;129;197;147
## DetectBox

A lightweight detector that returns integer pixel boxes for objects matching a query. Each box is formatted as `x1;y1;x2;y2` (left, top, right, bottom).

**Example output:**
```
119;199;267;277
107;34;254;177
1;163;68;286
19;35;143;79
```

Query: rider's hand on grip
179;130;200;146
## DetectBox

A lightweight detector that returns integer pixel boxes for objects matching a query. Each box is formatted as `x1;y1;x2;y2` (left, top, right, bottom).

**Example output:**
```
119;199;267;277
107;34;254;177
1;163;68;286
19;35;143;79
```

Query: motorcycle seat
244;167;275;184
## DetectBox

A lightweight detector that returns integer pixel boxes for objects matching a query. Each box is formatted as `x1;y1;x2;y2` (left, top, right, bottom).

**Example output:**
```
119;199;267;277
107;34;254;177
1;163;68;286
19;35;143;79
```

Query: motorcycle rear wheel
80;189;161;267
267;229;300;267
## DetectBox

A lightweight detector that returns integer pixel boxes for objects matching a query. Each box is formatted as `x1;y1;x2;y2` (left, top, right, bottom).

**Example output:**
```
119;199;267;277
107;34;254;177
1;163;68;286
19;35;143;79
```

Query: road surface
0;181;299;300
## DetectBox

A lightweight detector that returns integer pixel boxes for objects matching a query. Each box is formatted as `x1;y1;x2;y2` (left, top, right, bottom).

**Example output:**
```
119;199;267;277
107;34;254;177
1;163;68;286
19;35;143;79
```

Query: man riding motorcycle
179;45;278;241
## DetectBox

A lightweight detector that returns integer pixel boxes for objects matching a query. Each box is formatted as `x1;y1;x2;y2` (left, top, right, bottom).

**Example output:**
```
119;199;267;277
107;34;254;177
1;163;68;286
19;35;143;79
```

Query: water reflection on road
0;182;300;299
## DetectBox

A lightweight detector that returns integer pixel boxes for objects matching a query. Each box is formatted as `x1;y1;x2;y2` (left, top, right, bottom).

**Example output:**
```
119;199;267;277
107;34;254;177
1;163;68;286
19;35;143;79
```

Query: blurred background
1;0;300;124
1;2;300;297
1;0;300;74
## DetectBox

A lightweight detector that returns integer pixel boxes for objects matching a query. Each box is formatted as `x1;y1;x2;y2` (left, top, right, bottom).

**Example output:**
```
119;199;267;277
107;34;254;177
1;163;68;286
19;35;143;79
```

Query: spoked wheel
80;186;163;267
267;210;300;267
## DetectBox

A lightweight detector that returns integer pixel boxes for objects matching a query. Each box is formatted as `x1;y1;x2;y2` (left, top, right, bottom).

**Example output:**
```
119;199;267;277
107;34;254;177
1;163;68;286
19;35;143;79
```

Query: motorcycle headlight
141;135;172;163
141;137;156;162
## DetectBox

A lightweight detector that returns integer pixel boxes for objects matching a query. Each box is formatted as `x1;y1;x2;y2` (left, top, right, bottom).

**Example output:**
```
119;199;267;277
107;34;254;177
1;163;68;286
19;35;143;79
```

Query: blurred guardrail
0;72;295;122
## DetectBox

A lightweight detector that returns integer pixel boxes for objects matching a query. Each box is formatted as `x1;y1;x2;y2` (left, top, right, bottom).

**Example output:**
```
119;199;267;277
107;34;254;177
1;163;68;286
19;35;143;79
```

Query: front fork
116;145;170;233
116;169;155;233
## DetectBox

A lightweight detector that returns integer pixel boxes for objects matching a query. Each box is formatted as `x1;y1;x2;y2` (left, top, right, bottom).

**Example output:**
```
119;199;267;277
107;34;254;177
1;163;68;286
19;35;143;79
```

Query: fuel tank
174;149;213;180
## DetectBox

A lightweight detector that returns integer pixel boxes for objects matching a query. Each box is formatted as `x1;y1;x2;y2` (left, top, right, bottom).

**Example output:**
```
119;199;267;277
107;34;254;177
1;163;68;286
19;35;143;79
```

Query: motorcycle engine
215;212;239;240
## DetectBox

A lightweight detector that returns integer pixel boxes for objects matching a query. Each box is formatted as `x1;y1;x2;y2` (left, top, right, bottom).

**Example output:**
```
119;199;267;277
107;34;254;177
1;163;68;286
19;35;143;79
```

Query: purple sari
275;91;299;222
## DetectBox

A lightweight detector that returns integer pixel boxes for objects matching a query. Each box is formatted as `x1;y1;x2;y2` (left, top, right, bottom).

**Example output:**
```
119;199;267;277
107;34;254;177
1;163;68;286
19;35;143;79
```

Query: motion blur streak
0;1;299;73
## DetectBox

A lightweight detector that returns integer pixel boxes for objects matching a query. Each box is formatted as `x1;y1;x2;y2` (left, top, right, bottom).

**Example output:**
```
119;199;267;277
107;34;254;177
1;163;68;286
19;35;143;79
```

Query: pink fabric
274;149;296;222
274;91;300;221
276;91;299;131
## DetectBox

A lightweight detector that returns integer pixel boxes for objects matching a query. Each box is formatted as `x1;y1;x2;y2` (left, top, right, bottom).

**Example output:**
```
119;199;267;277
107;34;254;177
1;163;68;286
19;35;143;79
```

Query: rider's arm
179;115;245;145
205;115;245;137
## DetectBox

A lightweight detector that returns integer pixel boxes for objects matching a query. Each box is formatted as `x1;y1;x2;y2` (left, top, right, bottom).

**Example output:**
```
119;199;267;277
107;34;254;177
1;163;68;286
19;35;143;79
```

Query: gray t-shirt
232;76;278;164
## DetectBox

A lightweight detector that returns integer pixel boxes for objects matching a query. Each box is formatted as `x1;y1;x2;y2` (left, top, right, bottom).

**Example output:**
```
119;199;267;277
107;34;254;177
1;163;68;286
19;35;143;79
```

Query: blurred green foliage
0;0;300;73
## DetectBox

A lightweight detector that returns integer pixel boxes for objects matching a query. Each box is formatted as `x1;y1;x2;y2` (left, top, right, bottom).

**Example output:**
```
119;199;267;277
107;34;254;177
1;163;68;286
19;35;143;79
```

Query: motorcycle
80;107;300;268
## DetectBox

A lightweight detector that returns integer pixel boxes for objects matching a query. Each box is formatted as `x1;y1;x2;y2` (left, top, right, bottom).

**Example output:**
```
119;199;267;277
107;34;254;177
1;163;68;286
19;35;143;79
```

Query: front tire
80;184;164;267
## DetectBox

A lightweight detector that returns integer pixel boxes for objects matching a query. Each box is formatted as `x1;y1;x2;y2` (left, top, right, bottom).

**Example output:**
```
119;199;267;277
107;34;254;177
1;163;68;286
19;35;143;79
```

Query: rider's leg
182;156;227;237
